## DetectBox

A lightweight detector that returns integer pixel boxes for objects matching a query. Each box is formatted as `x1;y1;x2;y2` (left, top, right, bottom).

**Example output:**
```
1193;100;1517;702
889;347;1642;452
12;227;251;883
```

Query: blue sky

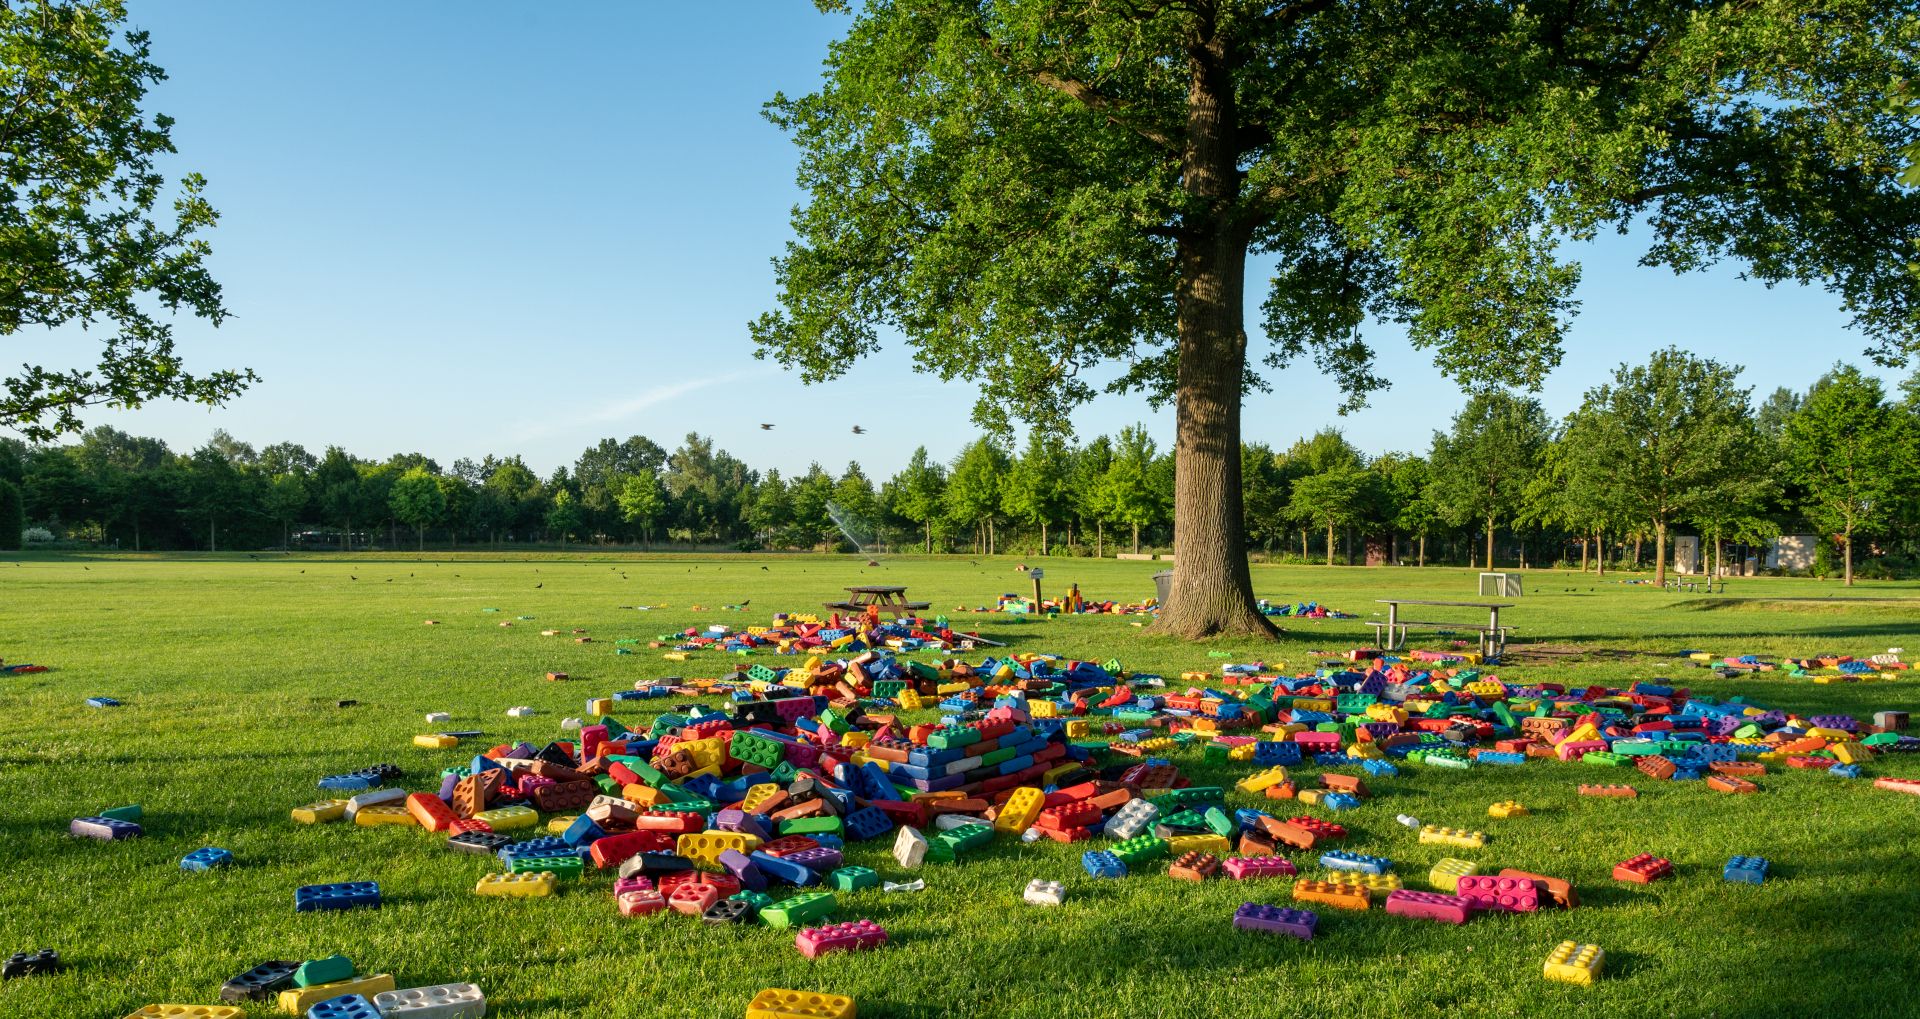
56;2;1910;476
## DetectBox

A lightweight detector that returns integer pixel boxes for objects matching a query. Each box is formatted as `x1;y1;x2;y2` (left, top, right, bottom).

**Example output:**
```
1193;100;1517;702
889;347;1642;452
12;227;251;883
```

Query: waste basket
1153;570;1174;606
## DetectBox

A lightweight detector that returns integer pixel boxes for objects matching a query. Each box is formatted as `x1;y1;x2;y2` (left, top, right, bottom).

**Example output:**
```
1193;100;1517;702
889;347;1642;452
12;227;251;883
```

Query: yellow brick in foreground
476;871;557;897
1543;941;1604;986
747;988;856;1019
291;800;347;824
1419;824;1488;848
124;1007;244;1019
1428;858;1478;892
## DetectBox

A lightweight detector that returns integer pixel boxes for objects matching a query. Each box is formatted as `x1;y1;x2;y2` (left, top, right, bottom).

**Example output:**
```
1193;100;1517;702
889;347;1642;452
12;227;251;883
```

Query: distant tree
262;473;309;548
1240;443;1287;554
1527;418;1627;575
788;464;838;549
1785;365;1912;585
574;435;668;489
179;442;246;551
1385;455;1436;566
0;1;254;440
1562;349;1768;585
1755;387;1803;440
945;438;1008;555
1429;393;1550;569
833;462;880;542
890;447;947;553
0;479;21;550
435;474;472;546
1282;430;1363;559
483;456;543;539
1069;436;1114;557
617;473;667;546
747;469;792;547
315;446;363;550
1002;431;1069;554
545;488;583;547
1103;425;1163;555
389;466;445;550
1287;465;1372;566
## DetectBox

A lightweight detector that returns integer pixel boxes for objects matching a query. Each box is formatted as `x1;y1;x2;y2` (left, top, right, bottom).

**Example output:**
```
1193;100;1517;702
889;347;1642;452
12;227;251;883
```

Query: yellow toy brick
1135;737;1175;753
472;805;537;831
1064;720;1089;739
936;681;970;695
587;697;614;716
413;734;459;749
546;815;579;834
354;803;418;827
1227;742;1257;761
1428;858;1478;892
897;690;923;710
279;974;396;1013
994;787;1045;834
663;652;691;662
1830;742;1871;764
1236;766;1290;794
1419;824;1487;848
476;871;557;897
1365;703;1407;723
291;800;348;824
1543;941;1604;986
1181;671;1213;683
1292;697;1334;712
125;1007;244;1019
1805;726;1852;741
1488;801;1528;819
1346;742;1384;760
1329;872;1401;893
1167;834;1232;855
1041;762;1081;785
679;831;762;869
1027;699;1058;718
742;785;781;812
747;988;857;1019
1297;789;1325;806
1561;722;1601;745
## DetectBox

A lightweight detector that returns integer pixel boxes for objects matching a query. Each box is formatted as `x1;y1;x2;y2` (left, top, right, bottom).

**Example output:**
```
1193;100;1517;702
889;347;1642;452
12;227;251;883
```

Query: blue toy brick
1473;750;1526;766
1235;808;1276;829
1252;742;1302;766
1361;759;1399;777
84;696;122;708
1082;850;1128;879
1312;752;1348;767
1319;850;1391;875
1321;792;1361;811
562;815;606;848
1829;763;1862;779
842;806;893;841
181;847;234;872
1692;744;1739;763
749;850;819;887
293;881;380;912
307;993;382;1019
1670;765;1704;781
498;836;573;864
1723;855;1770;885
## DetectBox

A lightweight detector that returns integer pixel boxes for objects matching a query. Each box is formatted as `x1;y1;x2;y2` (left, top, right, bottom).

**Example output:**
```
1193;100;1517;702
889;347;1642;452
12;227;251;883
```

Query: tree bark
1096;520;1104;559
1417;533;1425;568
1147;21;1274;638
1484;517;1495;571
1040;521;1049;556
1653;519;1667;587
1132;522;1140;554
417;525;425;551
1843;526;1854;586
1579;538;1588;572
209;519;216;553
1595;531;1605;576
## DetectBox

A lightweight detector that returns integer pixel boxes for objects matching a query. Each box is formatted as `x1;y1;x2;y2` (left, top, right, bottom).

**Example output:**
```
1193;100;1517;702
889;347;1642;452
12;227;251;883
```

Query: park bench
1372;599;1515;659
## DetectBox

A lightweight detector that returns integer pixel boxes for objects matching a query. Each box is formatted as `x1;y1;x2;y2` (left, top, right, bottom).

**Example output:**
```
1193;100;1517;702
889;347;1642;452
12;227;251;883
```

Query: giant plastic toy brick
305;994;382;1019
1319;850;1391;875
1383;889;1471;924
293;955;354;988
372;982;486;1019
1082;850;1127;878
1023;879;1064;906
181;847;234;872
1232;903;1317;939
746;988;856;1019
4;949;62;980
1543;941;1604;985
219;960;297;1001
795;919;888;958
1223;856;1296;880
294;882;381;912
1723;855;1769;885
1612;853;1673;884
292;800;349;824
1169;852;1221;881
1428;858;1477;893
476;871;557;897
276;975;396;1015
71;816;143;840
121;1007;243;1018
760;890;837;929
1453;875;1538;912
1417;825;1487;849
1577;784;1637;798
1292;878;1369;911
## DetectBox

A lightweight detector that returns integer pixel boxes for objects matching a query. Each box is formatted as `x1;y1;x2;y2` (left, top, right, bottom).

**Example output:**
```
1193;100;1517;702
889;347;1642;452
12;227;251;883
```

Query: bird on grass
535;583;543;589
350;575;357;581
760;566;769;571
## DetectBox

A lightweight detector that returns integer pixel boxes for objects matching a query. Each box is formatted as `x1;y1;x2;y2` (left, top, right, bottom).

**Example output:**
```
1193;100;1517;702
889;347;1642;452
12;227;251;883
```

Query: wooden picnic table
1374;599;1515;658
824;585;930;620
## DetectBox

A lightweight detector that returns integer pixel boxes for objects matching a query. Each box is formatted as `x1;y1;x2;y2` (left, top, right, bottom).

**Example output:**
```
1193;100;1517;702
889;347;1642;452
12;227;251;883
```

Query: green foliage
1001;431;1069;548
616;473;666;542
1429;392;1551;552
944;437;1008;541
1785;364;1916;582
544;487;582;543
389;467;446;547
1102;425;1164;552
0;477;22;549
1287;464;1375;565
1;0;252;439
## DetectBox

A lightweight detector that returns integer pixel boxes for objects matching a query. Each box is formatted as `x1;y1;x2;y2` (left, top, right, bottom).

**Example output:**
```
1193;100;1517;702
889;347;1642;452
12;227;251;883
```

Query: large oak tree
754;0;1920;637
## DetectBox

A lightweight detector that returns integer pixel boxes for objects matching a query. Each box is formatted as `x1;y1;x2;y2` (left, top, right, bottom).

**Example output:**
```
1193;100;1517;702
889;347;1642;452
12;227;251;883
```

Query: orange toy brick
1612;853;1672;884
1875;777;1920;796
1709;761;1765;777
1707;775;1758;794
1168;852;1221;881
1319;773;1369;797
1634;756;1676;781
1292;878;1370;911
1578;784;1637;798
1498;868;1578;909
405;792;456;832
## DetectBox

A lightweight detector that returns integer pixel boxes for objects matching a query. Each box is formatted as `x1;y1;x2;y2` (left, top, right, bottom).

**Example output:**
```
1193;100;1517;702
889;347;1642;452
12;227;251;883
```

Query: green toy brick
511;855;584;878
1111;834;1170;866
759;890;837;929
829;866;878;892
732;890;774;909
780;816;844;837
1581;751;1631;767
293;955;353;988
927;727;981;750
100;804;143;823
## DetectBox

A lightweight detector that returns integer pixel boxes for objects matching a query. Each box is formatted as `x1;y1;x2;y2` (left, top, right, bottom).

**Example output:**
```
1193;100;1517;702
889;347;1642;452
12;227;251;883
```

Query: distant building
1767;534;1817;571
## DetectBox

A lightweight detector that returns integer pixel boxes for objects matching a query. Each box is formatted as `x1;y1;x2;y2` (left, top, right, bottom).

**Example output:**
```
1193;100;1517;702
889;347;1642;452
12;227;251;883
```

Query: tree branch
1026;67;1182;152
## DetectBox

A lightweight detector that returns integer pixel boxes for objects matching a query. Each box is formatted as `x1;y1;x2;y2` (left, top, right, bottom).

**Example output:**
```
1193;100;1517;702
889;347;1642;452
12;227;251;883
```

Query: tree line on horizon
3;350;1917;584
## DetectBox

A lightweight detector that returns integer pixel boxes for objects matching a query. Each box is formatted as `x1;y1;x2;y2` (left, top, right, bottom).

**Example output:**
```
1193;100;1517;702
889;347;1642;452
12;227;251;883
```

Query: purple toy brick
1383;889;1472;924
437;773;461;800
719;848;767;890
1232;902;1317;939
786;846;844;872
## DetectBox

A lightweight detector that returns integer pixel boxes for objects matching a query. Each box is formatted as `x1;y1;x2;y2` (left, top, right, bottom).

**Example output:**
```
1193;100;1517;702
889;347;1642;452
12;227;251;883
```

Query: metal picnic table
1373;599;1515;658
824;585;931;620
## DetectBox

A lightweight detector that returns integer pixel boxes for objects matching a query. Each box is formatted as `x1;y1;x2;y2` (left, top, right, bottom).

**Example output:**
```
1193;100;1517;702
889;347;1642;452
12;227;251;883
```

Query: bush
0;479;20;551
22;526;56;544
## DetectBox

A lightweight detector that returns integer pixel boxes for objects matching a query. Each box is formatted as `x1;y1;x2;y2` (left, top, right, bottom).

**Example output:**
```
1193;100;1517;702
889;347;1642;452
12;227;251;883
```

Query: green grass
3;552;1919;1018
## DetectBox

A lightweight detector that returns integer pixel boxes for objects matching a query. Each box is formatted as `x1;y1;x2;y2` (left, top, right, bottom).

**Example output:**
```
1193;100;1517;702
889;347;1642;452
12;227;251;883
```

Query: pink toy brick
1223;856;1299;880
795;919;888;958
1383;889;1472;924
1454;874;1540;913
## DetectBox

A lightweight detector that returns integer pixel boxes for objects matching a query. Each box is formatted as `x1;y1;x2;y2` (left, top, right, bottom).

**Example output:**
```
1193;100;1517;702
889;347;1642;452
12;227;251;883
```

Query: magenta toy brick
613;875;654;897
1232;902;1317;938
1223;856;1299;880
1383;889;1472;924
1556;739;1608;762
795;918;888;958
1453;875;1540;913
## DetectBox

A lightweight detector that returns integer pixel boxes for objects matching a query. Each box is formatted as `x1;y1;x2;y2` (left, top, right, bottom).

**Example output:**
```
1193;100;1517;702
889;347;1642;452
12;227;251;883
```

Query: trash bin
1153;570;1174;606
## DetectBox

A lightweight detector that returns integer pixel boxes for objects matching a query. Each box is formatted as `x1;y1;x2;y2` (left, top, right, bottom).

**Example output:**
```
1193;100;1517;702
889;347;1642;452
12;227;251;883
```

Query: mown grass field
3;552;1919;1019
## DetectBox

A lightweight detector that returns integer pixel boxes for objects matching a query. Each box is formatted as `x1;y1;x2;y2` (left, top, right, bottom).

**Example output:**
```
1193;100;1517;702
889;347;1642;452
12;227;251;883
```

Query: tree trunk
988;519;996;556
1143;22;1274;638
417;525;425;551
1418;533;1425;568
1712;531;1722;580
1595;532;1606;576
1579;538;1588;572
1300;528;1307;560
1653;519;1667;587
1096;520;1104;559
1040;521;1049;556
1132;522;1140;555
1843;526;1854;586
924;520;932;554
209;519;216;553
1632;536;1642;567
1484;517;1495;571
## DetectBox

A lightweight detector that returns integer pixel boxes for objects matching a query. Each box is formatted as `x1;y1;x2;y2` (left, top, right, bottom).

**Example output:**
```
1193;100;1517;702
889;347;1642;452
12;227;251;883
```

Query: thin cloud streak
515;369;758;441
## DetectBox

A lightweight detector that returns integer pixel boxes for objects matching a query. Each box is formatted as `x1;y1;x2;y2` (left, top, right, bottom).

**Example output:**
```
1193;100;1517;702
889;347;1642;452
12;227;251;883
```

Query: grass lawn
3;552;1918;1018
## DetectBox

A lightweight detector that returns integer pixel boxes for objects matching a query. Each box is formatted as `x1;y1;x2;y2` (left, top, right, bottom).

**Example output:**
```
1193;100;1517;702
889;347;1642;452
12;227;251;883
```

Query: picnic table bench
1372;599;1515;659
823;585;931;619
